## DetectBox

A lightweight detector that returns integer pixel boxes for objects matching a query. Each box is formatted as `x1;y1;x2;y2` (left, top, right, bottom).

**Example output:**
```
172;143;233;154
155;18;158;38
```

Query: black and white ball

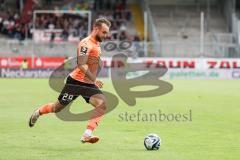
144;133;161;150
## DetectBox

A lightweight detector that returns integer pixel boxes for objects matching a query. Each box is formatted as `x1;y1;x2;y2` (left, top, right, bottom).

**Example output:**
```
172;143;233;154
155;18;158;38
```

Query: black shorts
58;76;103;106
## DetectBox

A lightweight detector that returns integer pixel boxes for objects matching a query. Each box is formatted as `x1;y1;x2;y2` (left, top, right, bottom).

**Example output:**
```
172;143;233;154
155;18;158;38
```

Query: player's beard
96;34;103;42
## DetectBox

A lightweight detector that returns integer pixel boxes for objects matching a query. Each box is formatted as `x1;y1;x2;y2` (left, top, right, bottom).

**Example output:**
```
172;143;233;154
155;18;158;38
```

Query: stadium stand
0;0;239;58
149;1;235;57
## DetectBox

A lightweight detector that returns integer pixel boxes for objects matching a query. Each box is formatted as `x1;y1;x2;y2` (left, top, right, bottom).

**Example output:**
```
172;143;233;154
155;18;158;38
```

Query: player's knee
54;107;63;113
101;102;107;111
95;99;107;111
53;102;66;113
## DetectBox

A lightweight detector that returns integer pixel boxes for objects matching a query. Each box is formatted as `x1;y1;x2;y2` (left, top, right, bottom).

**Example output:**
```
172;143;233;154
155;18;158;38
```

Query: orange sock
86;106;105;131
39;103;54;115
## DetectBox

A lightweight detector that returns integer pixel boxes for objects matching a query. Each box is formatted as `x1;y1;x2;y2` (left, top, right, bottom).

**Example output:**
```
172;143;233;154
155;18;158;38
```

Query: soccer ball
144;133;161;150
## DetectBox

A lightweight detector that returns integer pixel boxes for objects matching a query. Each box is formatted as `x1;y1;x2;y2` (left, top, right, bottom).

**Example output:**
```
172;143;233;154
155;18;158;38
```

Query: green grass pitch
0;78;239;160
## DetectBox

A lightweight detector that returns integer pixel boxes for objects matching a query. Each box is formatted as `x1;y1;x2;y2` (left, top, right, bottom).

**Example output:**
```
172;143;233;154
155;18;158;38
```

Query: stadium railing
0;39;239;58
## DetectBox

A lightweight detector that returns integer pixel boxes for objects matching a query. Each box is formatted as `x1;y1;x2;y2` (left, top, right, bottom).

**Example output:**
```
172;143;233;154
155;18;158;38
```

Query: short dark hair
93;18;111;28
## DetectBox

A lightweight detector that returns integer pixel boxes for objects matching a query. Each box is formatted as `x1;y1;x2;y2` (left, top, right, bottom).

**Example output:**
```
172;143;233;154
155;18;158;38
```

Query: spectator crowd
0;0;141;42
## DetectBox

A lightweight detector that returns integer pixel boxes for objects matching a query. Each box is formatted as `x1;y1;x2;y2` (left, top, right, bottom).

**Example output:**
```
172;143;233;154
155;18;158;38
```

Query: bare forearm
77;64;96;82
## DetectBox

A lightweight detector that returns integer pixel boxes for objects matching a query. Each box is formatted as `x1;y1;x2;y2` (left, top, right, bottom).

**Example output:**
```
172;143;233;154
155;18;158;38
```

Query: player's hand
95;80;103;88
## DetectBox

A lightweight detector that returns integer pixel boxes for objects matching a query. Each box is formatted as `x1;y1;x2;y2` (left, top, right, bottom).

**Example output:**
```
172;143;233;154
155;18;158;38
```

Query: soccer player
29;18;111;144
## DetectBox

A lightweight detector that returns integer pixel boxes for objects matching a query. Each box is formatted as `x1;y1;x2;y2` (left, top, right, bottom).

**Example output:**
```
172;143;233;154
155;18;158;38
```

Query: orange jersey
70;36;102;84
